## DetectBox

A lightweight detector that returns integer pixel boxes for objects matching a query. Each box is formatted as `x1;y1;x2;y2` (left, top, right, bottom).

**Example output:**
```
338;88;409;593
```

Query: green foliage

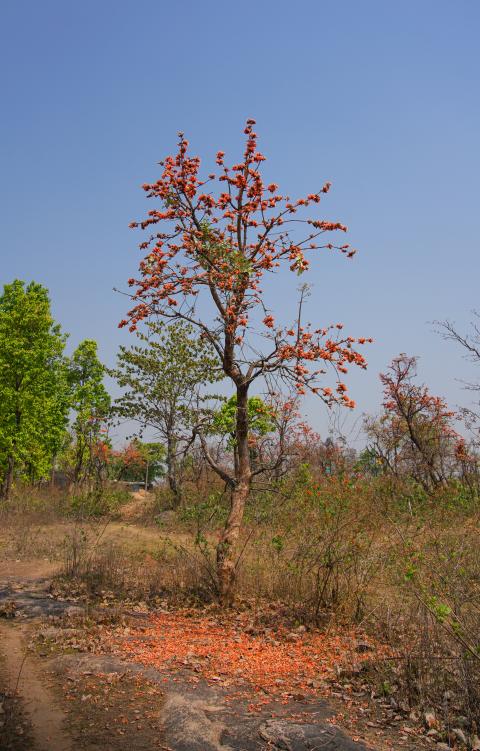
111;321;223;503
135;441;165;483
67;486;131;518
112;321;222;432
0;280;69;494
68;339;110;423
211;394;275;446
355;448;383;476
180;490;228;528
61;339;111;487
427;595;452;623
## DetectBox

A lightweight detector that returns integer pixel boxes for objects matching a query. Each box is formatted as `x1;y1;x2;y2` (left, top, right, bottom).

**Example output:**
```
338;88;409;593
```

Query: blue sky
1;0;479;444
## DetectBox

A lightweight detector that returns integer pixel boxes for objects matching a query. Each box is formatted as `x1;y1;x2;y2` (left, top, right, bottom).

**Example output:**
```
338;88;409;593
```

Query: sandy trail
0;623;73;751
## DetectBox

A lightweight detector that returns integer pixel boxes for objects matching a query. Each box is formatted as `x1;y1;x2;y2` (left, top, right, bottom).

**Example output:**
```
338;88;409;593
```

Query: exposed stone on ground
258;718;364;750
0;571;73;619
50;652;370;750
424;711;436;728
162;693;231;751
156;509;178;524
452;727;467;744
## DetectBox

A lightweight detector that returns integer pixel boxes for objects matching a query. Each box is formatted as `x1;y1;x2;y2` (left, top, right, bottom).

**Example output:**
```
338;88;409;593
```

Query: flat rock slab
51;653;370;751
0;577;74;618
258;719;363;750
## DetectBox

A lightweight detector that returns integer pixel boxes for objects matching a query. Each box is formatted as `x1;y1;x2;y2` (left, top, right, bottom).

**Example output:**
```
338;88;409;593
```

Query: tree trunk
166;434;181;507
71;440;86;492
216;383;251;605
2;407;20;501
1;455;15;501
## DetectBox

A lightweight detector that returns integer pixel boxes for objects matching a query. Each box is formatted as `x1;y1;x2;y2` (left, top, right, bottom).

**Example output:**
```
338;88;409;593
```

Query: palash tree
366;354;461;491
110;440;165;488
121;119;371;603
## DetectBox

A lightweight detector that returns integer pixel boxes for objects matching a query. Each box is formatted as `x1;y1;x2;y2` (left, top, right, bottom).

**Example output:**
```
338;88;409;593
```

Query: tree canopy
63;339;111;488
0;280;69;497
111;320;222;504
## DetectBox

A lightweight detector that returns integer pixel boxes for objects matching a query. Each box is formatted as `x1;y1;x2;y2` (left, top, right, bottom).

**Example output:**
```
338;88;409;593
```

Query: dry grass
2;478;479;733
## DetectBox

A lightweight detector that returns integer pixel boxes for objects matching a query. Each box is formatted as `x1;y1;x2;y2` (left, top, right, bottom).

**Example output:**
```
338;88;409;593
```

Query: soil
0;666;35;751
0;623;71;750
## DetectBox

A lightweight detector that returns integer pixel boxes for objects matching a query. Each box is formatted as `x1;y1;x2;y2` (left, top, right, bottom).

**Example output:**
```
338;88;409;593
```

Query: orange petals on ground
113;611;388;699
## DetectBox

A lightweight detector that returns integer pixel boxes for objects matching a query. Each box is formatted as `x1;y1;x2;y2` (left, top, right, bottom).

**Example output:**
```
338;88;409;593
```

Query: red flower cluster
121;120;370;404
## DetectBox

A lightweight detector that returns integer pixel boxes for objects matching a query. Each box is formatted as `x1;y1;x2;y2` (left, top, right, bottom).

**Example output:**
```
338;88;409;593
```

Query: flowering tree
251;394;322;480
122;120;370;603
366;355;460;490
110;440;165;488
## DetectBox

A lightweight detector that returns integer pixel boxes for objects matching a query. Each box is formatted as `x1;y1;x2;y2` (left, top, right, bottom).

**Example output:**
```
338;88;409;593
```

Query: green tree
138;441;166;487
65;339;111;488
111;321;221;506
0;280;69;498
211;394;274;475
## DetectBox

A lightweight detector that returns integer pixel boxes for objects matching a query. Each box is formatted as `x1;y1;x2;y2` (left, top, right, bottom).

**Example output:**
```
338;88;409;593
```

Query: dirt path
0;623;72;751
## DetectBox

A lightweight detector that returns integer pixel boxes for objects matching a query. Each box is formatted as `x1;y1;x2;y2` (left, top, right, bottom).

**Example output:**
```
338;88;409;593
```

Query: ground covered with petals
113;609;389;702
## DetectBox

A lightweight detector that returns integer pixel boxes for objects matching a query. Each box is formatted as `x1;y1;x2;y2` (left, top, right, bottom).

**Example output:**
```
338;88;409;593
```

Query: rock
355;641;373;653
452;728;467;745
65;606;84;617
471;734;480;750
436;744;450;750
285;632;301;642
295;624;307;633
161;693;227;751
38;626;60;640
259;719;337;751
